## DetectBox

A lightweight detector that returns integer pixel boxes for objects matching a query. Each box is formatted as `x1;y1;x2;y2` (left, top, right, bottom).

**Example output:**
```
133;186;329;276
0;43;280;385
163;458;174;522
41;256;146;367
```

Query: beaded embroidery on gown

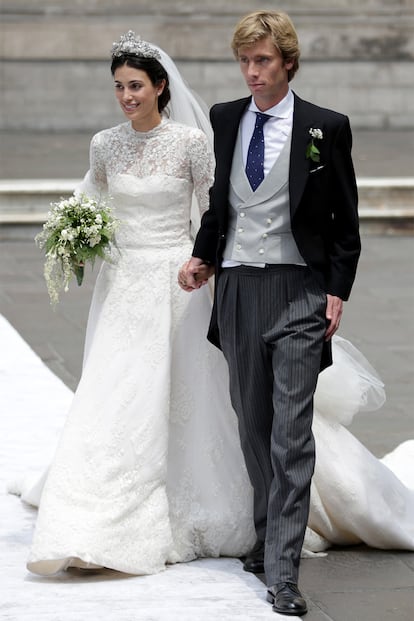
22;118;414;576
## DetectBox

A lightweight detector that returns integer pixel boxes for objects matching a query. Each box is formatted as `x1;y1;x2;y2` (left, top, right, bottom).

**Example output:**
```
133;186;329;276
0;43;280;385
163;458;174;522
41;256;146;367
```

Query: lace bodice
83;119;214;249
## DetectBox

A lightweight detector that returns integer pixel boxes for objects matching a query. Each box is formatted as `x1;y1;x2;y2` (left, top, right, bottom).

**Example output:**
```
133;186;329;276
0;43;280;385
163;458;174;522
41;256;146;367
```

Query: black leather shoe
267;582;307;616
242;539;264;574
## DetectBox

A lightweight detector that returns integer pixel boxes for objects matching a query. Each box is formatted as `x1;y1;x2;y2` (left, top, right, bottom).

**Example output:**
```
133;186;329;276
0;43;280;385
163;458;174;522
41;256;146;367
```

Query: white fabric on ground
1;314;291;620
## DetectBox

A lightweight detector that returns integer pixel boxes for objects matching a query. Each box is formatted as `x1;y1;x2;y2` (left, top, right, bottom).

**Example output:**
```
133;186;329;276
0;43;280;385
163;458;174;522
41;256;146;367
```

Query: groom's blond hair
231;11;300;82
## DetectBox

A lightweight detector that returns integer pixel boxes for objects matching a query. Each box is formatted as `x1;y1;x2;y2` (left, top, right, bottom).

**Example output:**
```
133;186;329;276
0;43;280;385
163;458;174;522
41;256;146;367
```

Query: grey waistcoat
223;128;305;265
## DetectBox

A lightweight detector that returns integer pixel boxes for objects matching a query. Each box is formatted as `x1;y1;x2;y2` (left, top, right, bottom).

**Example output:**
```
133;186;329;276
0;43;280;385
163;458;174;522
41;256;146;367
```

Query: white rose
309;128;323;140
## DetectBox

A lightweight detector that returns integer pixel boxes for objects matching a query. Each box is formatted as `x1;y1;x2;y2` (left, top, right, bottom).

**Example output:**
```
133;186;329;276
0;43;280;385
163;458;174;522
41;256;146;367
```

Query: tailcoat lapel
213;98;250;191
289;94;313;217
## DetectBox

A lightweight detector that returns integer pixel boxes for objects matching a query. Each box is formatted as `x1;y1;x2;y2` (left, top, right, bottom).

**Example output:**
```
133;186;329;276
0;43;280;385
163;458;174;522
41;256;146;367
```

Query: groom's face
237;36;293;111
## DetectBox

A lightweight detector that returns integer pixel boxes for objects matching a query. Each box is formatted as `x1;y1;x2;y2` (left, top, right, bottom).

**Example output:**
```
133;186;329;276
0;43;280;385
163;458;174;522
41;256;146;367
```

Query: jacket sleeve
326;116;361;300
191;105;221;264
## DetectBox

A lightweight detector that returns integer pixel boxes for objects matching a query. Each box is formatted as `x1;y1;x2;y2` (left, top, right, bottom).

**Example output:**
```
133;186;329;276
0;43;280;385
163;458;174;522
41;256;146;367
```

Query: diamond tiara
111;31;161;61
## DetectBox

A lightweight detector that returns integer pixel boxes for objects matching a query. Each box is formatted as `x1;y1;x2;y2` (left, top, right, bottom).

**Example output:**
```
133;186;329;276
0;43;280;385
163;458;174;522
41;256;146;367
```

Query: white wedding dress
22;118;414;577
26;118;256;575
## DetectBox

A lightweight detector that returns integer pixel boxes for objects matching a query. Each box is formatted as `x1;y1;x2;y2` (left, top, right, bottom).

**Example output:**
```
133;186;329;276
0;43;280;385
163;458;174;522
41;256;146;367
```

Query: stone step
0;178;413;236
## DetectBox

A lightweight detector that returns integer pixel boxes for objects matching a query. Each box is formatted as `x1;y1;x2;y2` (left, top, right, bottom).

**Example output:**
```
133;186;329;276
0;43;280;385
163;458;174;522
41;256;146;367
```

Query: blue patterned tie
245;112;271;191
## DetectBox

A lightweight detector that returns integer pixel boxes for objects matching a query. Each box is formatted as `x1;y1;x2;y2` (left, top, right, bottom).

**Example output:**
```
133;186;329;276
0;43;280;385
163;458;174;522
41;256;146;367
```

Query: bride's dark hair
111;54;171;113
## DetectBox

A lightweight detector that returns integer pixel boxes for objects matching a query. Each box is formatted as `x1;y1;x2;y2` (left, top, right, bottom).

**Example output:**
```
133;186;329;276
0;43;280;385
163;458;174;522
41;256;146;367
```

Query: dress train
10;332;414;573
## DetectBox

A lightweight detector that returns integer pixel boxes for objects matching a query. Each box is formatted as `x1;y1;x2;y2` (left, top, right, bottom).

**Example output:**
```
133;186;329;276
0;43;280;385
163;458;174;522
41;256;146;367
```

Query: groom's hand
325;294;343;340
178;258;214;291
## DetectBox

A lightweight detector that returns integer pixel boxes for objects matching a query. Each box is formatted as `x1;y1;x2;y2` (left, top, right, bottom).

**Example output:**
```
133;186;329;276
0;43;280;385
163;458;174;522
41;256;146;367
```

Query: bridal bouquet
35;193;118;307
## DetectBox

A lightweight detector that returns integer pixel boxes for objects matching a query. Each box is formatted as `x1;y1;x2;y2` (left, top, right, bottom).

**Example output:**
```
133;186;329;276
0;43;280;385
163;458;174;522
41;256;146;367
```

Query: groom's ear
284;58;294;72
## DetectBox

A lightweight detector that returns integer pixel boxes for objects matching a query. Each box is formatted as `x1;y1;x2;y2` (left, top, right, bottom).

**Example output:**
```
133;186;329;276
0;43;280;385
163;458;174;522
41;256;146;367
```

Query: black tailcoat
193;93;361;369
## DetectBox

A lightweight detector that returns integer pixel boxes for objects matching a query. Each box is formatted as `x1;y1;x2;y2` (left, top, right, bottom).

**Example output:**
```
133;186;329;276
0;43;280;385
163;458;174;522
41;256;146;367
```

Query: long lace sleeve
75;131;108;200
188;130;214;237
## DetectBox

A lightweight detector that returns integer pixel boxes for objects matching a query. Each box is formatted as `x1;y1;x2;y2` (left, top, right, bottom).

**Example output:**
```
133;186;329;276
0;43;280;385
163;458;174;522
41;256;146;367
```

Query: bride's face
114;64;164;131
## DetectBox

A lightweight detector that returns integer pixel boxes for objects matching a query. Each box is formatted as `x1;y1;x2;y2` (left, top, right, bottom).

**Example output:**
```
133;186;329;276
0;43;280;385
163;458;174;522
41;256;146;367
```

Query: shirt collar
248;88;293;119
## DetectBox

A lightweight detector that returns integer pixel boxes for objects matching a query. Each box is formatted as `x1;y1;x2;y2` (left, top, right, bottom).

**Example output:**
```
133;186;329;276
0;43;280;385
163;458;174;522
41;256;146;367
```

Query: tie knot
255;112;271;128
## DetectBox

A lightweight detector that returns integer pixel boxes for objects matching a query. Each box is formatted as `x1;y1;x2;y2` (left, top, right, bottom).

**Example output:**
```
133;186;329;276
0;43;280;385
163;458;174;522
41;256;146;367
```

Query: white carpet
0;315;299;620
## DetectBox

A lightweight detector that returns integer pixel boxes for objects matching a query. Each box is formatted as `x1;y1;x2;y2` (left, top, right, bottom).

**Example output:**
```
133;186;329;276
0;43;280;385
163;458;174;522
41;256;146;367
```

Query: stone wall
1;0;413;131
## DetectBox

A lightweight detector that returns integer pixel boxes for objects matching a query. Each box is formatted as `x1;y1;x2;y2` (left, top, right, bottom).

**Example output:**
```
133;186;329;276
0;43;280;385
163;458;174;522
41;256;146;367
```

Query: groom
179;10;360;616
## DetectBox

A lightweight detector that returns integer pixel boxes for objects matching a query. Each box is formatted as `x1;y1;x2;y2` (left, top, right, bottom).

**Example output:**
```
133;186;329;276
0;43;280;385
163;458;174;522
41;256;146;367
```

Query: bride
19;32;414;578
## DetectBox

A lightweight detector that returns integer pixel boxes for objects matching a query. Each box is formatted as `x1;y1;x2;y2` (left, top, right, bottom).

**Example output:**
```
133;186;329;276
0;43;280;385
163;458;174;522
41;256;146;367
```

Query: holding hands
178;258;214;291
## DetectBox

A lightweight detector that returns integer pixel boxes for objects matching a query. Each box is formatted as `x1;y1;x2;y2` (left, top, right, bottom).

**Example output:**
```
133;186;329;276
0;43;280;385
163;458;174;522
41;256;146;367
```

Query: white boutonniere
306;128;323;163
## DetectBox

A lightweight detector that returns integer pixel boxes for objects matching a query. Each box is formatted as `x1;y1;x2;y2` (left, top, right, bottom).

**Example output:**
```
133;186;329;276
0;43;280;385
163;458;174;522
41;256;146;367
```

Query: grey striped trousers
216;264;327;585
